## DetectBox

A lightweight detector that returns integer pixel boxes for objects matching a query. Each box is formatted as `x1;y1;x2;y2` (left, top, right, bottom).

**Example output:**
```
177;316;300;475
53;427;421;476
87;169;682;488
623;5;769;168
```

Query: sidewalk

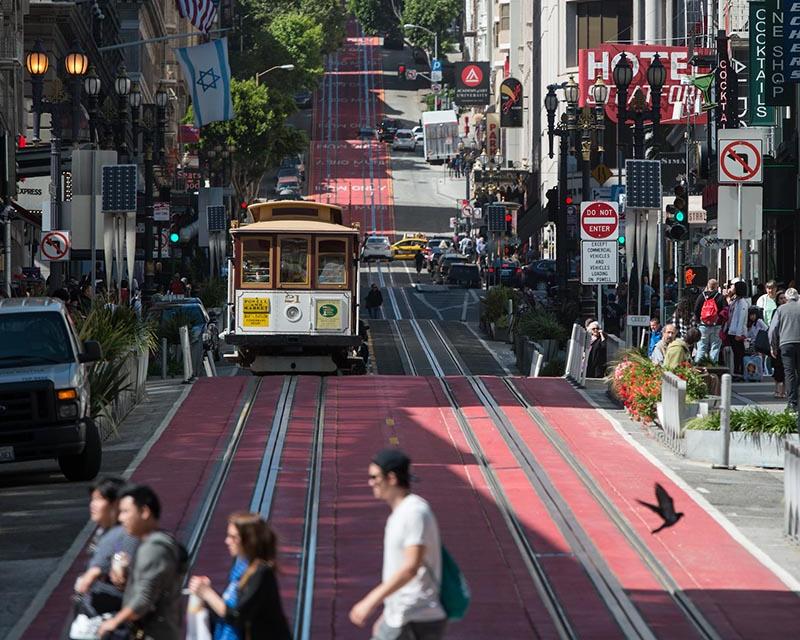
732;381;790;411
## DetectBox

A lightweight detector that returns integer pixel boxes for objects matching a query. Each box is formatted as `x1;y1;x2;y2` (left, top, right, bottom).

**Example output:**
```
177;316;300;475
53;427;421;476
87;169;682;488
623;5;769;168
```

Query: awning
10;200;42;227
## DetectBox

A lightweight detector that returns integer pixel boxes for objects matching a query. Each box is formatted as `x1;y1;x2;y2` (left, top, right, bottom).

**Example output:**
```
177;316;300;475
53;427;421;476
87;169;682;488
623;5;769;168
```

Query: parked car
483;259;523;288
423;238;453;272
0;298;103;481
435;254;470;283
293;90;312;108
392;129;416;151
147;298;220;361
411;125;424;143
412;47;428;64
376;119;400;142
361;235;393;261
390;237;427;260
446;263;481;288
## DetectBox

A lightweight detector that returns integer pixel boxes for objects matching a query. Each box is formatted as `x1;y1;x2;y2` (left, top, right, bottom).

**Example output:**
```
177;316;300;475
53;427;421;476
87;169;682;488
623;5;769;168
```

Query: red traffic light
504;214;513;222
565;196;573;205
240;201;248;209
398;64;406;73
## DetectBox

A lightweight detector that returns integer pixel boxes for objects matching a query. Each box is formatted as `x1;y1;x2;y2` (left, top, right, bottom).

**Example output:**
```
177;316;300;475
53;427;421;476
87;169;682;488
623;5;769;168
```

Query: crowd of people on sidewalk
67;447;455;640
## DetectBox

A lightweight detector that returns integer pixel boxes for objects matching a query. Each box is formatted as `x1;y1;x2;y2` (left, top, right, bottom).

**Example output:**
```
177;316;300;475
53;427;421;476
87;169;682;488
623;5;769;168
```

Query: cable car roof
230;219;360;235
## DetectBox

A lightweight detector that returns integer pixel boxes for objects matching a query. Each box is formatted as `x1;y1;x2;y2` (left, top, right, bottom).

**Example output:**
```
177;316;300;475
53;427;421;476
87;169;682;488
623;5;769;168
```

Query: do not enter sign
580;201;619;241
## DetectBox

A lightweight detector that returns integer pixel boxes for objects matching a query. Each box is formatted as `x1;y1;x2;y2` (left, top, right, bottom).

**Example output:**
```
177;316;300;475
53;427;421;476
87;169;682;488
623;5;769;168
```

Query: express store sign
578;44;712;124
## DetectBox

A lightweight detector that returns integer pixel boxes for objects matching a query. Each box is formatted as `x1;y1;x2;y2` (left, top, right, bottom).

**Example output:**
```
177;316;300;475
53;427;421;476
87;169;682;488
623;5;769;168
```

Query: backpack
438;546;470;620
700;295;719;325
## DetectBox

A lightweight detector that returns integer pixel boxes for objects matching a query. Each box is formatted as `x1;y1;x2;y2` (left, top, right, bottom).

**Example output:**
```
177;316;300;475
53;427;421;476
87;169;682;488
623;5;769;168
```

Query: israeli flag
176;38;234;128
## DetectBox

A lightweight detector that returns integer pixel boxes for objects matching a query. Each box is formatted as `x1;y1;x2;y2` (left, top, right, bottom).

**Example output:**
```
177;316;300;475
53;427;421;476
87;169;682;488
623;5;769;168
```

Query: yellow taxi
390;237;427;260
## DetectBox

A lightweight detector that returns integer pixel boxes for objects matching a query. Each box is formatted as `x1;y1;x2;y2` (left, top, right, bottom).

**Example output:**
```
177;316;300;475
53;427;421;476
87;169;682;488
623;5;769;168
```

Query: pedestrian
169;273;186;295
693;279;727;364
349;449;447;640
603;294;622;336
726;280;750;377
756;280;780;326
770;291;789;398
745;306;768;349
664;327;701;370
651;323;677;365
453;155;461;178
752;282;767;305
647;318;662;357
365;283;384;320
671;293;697;338
586;321;607;378
73;477;139;615
769;288;800;412
414;250;424;277
97;485;185;640
444;156;451;177
188;512;291;640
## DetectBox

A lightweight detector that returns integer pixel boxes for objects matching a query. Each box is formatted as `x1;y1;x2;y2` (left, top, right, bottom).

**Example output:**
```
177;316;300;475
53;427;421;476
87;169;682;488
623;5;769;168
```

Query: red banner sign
578;44;712;124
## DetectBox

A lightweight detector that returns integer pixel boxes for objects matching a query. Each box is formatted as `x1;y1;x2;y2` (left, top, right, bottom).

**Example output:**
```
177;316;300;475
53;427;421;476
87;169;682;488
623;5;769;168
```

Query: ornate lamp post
613;52;665;159
27;40;89;289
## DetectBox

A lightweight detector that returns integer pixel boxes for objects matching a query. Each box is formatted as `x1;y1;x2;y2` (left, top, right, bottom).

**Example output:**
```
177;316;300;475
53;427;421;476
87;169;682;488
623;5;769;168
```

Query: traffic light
504;213;513;234
397;64;406;79
683;265;708;289
666;184;688;241
565;195;573;206
168;213;181;244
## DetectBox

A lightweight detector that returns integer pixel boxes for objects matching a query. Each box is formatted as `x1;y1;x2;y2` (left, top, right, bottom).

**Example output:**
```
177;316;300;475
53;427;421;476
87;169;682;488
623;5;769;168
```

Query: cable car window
279;237;310;286
241;238;271;288
317;238;347;286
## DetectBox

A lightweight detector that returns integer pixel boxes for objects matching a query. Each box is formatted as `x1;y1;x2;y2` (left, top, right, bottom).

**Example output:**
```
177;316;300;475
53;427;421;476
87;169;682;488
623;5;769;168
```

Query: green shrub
198;278;227;309
481;286;516;323
539;358;565;377
686;407;797;436
517;310;569;343
159;311;195;345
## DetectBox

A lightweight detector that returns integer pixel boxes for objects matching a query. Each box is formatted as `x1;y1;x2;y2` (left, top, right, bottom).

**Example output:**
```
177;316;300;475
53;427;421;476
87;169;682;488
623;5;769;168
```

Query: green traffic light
618;236;625;245
675;210;686;223
169;232;180;243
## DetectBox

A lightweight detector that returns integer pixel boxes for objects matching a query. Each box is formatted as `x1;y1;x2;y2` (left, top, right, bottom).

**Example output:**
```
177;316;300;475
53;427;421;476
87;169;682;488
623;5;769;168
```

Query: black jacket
223;563;291;640
366;288;383;308
694;290;726;325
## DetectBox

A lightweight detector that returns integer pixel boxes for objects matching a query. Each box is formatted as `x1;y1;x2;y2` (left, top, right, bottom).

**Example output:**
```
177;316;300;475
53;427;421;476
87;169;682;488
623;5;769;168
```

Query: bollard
179;326;194;383
161;337;168;380
714;373;734;469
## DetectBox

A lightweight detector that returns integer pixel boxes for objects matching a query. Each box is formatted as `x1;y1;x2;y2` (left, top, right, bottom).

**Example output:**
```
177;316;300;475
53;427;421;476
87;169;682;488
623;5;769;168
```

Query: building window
499;4;510;31
566;1;633;67
241;238;271;288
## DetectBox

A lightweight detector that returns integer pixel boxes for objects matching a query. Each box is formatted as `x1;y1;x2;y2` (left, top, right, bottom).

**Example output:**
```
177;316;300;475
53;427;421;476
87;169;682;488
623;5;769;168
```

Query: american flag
176;0;218;34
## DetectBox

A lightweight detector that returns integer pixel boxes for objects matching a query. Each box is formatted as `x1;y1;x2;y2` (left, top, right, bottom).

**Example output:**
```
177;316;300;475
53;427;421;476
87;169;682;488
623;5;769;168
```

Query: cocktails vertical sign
749;1;777;123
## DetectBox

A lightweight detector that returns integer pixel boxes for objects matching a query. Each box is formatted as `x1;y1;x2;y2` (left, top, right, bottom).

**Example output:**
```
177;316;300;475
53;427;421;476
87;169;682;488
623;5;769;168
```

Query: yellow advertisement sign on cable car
242;298;270;327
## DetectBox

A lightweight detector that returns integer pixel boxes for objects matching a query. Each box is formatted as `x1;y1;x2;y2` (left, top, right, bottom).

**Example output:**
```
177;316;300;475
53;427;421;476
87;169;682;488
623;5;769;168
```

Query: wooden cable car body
223;200;362;374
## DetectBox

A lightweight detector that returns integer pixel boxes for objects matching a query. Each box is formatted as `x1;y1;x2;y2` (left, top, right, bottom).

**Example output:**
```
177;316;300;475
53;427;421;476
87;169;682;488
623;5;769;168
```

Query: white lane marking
461;290;470;321
5;384;194;640
377;261;402;320
411;292;444;320
465;322;514;376
696;487;711;494
571;384;800;593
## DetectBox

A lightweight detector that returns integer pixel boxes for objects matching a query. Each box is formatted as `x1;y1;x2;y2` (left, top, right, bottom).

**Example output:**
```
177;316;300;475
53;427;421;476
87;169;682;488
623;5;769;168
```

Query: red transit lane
312;376;549;638
309;22;395;237
512;377;800;637
21;377;251;639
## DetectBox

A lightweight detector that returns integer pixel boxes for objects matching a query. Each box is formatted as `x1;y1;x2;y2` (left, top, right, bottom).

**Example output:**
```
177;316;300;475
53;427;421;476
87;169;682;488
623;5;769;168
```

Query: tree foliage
348;0;401;35
267;11;325;89
192;79;307;204
401;0;460;54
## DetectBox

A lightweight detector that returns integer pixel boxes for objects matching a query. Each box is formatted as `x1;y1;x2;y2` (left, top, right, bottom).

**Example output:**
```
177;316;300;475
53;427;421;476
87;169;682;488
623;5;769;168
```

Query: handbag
438;546;470;621
754;329;771;355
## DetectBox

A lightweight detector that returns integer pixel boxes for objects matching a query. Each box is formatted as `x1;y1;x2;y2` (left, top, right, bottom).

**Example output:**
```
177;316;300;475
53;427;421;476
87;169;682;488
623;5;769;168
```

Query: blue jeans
367;306;380;319
695;324;722;364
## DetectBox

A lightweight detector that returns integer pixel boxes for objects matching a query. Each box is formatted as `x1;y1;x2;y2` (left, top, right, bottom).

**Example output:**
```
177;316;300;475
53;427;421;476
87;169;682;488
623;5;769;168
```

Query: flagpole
98;28;232;52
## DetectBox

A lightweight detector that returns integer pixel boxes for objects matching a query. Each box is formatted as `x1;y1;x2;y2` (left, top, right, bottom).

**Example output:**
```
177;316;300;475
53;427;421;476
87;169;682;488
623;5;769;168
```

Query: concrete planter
491;322;510;342
684;430;800;468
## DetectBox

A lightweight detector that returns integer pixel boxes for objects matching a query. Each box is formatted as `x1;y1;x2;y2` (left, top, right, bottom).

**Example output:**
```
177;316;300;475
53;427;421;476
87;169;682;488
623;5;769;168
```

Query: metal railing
785;442;800;542
660;371;687;455
564;323;589;386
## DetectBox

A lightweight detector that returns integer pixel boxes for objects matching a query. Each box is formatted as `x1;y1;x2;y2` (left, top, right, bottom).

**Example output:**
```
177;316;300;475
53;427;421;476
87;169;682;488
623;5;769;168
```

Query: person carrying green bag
350;449;468;639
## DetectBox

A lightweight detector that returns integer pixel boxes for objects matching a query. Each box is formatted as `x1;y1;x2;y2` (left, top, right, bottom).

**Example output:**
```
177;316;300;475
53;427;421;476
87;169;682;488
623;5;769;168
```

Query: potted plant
517;310;568;359
492;314;511;342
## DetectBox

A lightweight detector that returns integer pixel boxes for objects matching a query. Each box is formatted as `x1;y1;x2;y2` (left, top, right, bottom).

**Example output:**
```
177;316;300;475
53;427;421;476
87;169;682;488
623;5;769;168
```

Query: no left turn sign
718;137;763;184
40;230;71;262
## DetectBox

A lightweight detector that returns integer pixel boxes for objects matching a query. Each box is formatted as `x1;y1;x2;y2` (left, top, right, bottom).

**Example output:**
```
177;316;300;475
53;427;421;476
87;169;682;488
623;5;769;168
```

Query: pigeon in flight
637;483;684;533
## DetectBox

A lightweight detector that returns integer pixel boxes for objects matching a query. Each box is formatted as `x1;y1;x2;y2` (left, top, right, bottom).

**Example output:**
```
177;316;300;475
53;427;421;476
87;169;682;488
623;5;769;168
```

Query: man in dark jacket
365;284;384;319
97;485;184;640
693;278;727;364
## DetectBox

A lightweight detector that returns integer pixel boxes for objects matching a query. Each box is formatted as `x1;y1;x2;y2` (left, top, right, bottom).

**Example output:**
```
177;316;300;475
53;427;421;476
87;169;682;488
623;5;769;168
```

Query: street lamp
254;64;295;85
83;65;101;144
403;23;438;61
613;52;665;158
114;64;131;159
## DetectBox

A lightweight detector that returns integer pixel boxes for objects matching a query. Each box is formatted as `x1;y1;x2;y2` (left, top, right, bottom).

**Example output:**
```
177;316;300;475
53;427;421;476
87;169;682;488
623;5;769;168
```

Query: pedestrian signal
565;195;573;205
397;64;406;79
684;265;708;289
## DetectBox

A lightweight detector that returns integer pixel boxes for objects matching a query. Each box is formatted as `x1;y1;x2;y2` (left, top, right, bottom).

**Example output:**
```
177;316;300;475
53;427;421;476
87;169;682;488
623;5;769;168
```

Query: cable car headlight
286;305;302;322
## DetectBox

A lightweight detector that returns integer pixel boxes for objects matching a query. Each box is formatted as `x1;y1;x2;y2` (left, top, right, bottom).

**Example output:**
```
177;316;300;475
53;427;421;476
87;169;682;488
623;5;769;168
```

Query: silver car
392;129;417;151
361;235;393;261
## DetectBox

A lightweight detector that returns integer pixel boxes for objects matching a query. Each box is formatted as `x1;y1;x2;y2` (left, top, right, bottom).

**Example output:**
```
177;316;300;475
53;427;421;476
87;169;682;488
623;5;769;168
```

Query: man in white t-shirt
349;449;447;640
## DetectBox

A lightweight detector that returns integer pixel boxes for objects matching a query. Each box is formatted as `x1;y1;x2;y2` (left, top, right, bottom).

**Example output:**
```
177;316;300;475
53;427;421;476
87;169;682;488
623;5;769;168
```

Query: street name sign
153;202;170;222
580;201;619;241
627;314;651;327
581;241;619;285
718;130;763;184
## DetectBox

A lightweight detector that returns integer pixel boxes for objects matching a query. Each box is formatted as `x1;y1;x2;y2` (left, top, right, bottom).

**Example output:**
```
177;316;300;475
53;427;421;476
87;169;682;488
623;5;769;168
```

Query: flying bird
637;483;684;533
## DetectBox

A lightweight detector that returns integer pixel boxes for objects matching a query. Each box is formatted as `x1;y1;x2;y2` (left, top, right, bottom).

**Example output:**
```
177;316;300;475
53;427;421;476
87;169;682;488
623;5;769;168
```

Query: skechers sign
784;0;800;81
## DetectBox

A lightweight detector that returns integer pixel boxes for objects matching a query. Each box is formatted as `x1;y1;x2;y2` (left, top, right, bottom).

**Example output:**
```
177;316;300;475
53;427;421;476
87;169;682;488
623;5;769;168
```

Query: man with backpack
693;279;727;364
97;484;186;640
350;449;448;640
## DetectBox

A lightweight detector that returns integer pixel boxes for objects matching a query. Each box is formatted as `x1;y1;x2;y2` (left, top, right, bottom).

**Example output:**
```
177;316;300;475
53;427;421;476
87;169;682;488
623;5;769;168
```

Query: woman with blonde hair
189;512;291;639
